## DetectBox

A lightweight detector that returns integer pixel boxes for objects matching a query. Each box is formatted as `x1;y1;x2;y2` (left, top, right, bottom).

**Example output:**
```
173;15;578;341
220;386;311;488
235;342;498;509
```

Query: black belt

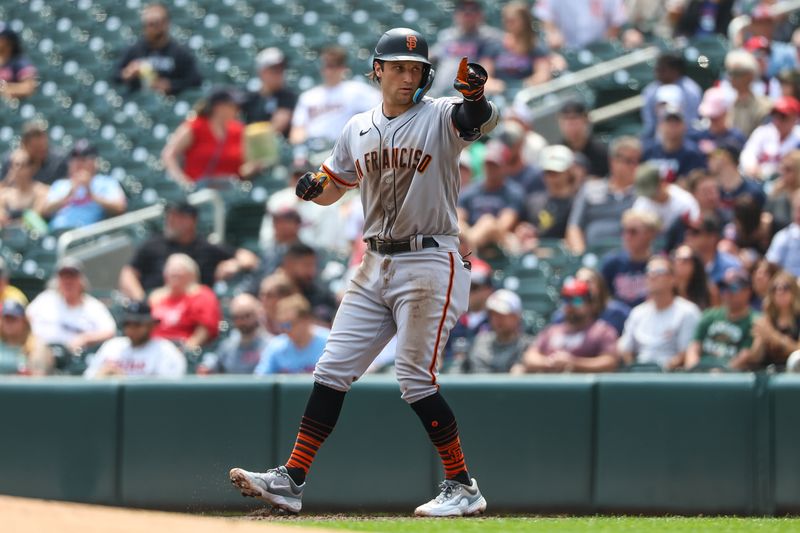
367;237;439;255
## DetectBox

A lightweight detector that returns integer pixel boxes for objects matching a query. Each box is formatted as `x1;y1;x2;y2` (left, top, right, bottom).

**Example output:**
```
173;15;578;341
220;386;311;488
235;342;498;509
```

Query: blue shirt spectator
766;193;800;277
41;140;126;231
642;107;707;182
254;327;328;375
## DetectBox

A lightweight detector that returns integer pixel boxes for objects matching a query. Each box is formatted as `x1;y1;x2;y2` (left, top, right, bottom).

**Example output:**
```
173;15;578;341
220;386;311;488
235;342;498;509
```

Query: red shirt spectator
183;115;244;181
149;253;221;351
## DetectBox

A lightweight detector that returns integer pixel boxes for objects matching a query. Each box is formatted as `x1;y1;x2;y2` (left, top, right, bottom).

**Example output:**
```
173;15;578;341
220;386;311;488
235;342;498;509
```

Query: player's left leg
388;249;486;517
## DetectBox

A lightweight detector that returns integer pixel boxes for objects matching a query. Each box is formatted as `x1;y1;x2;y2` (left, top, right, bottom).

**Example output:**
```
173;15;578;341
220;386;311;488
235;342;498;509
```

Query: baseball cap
70;139;98;158
485;289;522;316
122;300;159;324
772;96;800;116
207;87;244;107
271;205;302;223
698;87;730;118
56;256;84;274
655;84;683;107
494;121;525;147
455;0;483;12
717;267;751;291
559;100;588;116
660;103;684;121
634;163;662;198
560;278;591;298
539;145;574;173
166;200;199;217
744;35;771;52
255;47;286;70
713;138;743;164
1;299;25;318
470;258;493;287
483;140;510;165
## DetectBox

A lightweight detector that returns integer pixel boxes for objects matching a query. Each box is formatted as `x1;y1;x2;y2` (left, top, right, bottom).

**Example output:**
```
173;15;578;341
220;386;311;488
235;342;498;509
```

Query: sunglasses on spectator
561;296;586;306
773;284;793;293
720;284;747;293
622;226;643;235
10;160;32;168
278;320;297;331
647;266;670;277
232;312;255;320
614;155;639;166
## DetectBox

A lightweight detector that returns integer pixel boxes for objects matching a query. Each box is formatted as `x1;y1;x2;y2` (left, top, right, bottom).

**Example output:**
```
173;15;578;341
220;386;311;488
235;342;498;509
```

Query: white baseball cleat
414;478;487;517
229;466;304;514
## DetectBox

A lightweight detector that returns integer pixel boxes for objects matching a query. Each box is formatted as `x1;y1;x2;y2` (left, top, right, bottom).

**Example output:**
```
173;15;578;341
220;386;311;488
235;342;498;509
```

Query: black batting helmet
373;28;431;65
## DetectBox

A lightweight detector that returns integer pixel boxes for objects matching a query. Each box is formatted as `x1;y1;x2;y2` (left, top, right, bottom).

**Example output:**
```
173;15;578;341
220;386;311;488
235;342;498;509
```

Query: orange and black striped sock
284;382;345;485
410;392;471;486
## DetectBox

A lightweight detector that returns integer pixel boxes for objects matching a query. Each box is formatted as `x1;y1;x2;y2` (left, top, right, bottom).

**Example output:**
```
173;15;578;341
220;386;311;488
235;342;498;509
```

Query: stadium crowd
3;0;800;378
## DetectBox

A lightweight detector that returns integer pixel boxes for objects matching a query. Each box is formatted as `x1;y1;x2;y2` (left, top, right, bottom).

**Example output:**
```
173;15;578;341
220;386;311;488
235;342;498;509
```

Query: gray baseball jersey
313;95;495;404
322;96;469;241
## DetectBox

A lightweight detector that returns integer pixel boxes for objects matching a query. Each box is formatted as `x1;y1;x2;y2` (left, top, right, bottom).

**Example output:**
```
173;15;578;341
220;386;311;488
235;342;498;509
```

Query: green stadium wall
1;374;799;515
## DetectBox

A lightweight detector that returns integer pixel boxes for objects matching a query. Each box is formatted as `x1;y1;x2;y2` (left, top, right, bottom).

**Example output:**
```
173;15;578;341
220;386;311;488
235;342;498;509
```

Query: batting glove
453;57;488;101
295;171;327;201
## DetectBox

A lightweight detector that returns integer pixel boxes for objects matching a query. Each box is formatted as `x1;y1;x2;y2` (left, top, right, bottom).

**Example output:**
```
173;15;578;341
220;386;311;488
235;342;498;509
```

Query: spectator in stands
483;1;551;93
685;267;758;370
113;2;202;95
84;300;186;378
672;244;712;310
501;103;548;168
258;206;303;278
458;140;525;250
641;53;703;139
728;196;772;256
557;100;609;178
119;200;258;300
692;87;747;156
446;259;493;370
428;0;502;98
516;279;619;373
523;145;575;239
766;190;800;277
258;270;299;336
197;293;270;374
642;104;706;182
41;140;126;231
565;136;641;254
0;257;26;305
723;49;772;137
673;0;735;38
633;162;700;233
254;294;327;374
534;0;628;50
778;69;800;100
751;270;800;370
149;253;221;351
162;88;258;187
0;27;37;100
751;257;780;311
684;212;743;286
707;140;765;215
494;120;543;194
618;256;702;369
742;35;786;98
601;209;660;309
278;243;337;325
0;148;48;227
740;96;800;181
461;289;531;373
689;170;725;219
26;257;116;354
549;266;631;335
289;46;380;145
766;150;800;232
0;300;52;375
0;121;66;185
242;47;298;138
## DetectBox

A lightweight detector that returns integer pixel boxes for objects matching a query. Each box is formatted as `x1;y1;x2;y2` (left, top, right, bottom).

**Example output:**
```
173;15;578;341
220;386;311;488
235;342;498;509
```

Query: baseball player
230;27;498;517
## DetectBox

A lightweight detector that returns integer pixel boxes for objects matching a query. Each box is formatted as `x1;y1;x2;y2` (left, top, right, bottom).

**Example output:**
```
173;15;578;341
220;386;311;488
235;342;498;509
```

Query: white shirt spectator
633;184;700;232
290;80;381;144
740;122;800;180
618;296;701;368
534;0;628;49
26;289;116;346
84;336;187;378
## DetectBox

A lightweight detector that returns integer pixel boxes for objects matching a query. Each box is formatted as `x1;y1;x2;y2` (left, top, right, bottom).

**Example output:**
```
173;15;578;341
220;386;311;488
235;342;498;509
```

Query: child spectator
254;294;327;374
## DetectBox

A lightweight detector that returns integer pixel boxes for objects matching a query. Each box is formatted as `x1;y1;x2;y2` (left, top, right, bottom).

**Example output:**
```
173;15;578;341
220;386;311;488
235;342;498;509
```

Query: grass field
284;516;800;532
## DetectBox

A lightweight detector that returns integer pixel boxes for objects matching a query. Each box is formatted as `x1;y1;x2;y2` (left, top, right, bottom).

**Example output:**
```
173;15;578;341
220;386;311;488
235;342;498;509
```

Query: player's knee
397;375;438;404
312;365;355;392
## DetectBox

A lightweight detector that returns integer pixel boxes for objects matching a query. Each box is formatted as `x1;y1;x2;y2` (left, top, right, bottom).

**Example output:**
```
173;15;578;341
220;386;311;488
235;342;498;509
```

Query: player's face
378;61;424;106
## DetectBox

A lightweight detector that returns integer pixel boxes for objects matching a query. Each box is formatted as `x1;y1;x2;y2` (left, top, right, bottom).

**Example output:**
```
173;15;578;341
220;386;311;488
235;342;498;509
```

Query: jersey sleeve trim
322;163;358;189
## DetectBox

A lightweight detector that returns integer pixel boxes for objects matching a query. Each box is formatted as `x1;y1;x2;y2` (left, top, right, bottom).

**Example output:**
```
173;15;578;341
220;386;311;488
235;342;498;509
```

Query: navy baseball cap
122;300;159;324
70;139;98;158
166;200;199;217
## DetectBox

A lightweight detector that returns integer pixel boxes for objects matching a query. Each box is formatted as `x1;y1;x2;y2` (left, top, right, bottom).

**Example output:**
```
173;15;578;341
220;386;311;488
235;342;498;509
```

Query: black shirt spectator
113;4;202;95
242;47;298;138
558;101;609;178
0;121;67;185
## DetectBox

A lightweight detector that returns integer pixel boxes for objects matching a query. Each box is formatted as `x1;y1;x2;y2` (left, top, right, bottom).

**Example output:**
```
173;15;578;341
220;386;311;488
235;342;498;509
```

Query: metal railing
56;188;226;259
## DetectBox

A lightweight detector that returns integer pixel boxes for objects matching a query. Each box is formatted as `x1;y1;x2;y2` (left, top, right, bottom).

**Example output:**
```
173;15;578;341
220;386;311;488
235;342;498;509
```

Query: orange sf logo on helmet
406;35;417;51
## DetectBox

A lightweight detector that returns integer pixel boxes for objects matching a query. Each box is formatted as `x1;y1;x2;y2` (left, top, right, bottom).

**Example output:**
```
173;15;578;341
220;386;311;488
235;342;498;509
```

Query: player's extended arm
295;170;346;206
451;58;499;140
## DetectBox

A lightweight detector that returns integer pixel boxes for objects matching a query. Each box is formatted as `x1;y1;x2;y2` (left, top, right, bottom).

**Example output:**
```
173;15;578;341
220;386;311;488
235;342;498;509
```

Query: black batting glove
453;57;488;101
295;172;326;201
